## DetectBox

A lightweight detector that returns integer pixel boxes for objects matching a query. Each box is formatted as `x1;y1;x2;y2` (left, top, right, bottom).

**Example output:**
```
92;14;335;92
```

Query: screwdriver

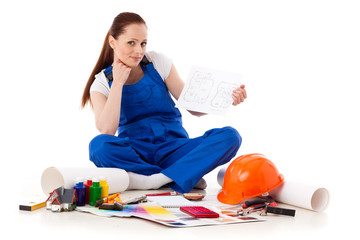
241;199;266;208
261;206;296;217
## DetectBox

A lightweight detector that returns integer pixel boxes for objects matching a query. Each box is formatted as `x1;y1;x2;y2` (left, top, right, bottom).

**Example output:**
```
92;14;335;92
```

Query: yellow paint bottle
100;176;109;198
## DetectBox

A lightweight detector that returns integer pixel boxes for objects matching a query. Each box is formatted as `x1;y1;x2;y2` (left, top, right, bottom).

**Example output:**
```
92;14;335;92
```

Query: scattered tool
237;203;266;216
241;199;266;208
262;196;278;207
237;196;296;217
260;206;296;217
180;206;219;218
98;201;124;211
146;191;178;197
95;193;120;207
122;195;147;205
19;201;46;211
183;193;205;201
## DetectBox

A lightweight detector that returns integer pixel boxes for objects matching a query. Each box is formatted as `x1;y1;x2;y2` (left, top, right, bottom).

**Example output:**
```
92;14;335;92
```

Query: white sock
127;172;172;190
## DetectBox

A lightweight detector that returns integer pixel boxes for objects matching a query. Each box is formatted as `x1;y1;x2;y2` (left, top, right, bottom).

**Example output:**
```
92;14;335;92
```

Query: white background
1;0;359;238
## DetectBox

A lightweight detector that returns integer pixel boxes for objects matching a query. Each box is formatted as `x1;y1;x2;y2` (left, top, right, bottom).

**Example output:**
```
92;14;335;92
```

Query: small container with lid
74;177;86;206
89;177;102;206
99;176;109;198
84;176;92;204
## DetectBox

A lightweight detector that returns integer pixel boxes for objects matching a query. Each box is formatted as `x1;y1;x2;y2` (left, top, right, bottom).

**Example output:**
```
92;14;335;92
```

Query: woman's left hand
232;84;247;106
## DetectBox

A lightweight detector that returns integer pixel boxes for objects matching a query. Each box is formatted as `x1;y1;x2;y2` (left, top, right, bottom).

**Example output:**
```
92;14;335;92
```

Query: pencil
145;191;179;197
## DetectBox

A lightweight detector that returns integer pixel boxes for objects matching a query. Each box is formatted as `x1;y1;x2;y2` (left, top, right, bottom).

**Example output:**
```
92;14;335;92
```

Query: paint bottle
89;177;102;206
74;177;86;207
84;176;92;205
99;176;109;198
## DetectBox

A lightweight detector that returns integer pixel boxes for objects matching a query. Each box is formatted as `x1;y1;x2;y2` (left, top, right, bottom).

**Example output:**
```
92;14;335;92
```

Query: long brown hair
81;12;146;108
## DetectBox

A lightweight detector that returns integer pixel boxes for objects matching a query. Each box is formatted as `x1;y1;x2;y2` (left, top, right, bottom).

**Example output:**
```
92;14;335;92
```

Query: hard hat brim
217;174;285;205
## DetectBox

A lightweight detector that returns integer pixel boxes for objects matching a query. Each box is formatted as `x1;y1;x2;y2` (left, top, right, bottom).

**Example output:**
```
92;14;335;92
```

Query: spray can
74;177;86;206
99;176;109;198
84;176;92;205
89;177;102;206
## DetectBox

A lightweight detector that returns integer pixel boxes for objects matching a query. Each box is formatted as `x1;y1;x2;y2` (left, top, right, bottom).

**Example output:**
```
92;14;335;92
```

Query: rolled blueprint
217;167;330;212
217;167;227;187
41;167;129;195
269;180;329;212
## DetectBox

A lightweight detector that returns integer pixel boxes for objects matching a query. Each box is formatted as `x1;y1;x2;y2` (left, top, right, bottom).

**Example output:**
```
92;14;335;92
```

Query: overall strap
106;56;151;87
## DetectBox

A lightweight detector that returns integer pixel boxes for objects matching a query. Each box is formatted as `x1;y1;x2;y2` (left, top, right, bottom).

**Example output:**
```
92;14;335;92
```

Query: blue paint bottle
74;177;86;206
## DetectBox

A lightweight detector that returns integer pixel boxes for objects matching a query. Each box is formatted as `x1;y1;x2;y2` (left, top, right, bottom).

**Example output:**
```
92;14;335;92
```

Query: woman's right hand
90;56;131;135
112;57;131;86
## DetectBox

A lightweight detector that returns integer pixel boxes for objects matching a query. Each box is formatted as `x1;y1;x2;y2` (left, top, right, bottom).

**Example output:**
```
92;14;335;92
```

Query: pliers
237;199;267;216
237;197;296;217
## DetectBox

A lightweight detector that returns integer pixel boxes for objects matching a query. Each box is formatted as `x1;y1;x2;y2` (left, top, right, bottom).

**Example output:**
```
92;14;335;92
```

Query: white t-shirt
89;51;172;98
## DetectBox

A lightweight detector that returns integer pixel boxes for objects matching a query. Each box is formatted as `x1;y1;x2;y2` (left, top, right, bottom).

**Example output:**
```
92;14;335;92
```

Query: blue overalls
89;58;242;193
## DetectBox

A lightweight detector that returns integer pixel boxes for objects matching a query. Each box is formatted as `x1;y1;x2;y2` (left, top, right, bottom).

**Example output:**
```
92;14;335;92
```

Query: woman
81;12;247;193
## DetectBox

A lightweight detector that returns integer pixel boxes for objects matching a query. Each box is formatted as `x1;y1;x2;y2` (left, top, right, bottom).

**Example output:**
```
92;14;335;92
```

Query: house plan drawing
176;66;241;115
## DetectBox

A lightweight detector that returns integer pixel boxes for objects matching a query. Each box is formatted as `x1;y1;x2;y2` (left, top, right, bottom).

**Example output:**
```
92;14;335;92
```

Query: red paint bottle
84;176;92;205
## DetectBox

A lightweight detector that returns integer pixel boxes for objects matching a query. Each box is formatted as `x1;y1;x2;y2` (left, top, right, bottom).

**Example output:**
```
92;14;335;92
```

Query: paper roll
41;167;129;195
217;167;227;186
269;180;330;212
217;167;330;212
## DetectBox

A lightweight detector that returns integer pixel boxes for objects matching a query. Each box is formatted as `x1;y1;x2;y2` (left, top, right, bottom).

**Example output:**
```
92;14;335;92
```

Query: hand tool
237;203;266;216
260;206;296;217
241;199;266;208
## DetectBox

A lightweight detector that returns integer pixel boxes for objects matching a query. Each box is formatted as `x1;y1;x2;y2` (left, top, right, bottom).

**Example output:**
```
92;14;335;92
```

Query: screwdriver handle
265;206;296;217
242;199;266;208
252;203;266;210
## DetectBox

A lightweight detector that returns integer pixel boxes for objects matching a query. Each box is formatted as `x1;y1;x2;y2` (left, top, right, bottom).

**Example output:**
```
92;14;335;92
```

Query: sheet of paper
76;201;262;228
146;195;197;208
176;66;241;115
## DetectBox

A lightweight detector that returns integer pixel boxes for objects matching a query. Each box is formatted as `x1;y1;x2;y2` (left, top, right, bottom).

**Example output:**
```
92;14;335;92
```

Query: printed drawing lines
211;82;238;109
176;65;241;115
184;71;214;104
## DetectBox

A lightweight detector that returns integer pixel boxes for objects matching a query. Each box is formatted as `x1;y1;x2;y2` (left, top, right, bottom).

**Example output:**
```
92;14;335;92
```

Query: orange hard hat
217;153;284;205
